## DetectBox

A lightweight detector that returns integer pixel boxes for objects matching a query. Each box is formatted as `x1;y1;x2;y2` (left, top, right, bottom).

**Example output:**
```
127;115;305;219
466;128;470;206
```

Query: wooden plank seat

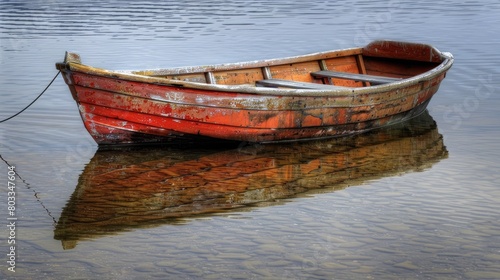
311;70;401;85
256;79;341;90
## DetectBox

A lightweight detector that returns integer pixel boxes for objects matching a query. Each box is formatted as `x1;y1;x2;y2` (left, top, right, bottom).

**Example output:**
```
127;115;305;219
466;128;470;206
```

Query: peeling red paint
56;40;453;145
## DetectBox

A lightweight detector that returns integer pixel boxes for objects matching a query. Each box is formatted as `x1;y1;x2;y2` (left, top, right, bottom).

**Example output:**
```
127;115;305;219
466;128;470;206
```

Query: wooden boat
56;40;453;145
54;112;447;249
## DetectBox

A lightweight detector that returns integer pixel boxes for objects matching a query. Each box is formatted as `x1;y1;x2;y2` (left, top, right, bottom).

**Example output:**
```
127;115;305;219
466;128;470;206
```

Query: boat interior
131;46;442;90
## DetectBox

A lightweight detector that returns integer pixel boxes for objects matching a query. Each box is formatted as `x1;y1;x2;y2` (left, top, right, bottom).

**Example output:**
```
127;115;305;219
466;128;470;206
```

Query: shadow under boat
55;111;448;249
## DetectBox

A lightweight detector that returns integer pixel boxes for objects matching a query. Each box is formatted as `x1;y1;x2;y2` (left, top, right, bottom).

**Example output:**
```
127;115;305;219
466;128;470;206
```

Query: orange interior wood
213;68;264;85
156;52;387;87
363;57;439;78
269;61;323;82
323;56;364;87
163;73;206;83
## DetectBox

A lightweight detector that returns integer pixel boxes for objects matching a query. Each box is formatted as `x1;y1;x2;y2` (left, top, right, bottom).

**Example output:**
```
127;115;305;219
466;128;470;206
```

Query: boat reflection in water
55;111;447;249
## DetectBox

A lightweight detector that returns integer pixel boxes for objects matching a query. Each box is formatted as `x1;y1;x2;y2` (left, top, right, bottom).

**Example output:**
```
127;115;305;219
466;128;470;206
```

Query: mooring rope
0;71;61;123
0;154;58;227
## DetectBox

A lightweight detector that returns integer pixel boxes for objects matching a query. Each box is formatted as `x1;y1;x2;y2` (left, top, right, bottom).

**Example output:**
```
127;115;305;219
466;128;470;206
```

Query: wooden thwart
311;70;401;85
256;79;342;90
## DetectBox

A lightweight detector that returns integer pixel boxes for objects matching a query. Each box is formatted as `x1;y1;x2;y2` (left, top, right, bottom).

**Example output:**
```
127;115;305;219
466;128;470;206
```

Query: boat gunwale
57;41;454;98
126;47;365;76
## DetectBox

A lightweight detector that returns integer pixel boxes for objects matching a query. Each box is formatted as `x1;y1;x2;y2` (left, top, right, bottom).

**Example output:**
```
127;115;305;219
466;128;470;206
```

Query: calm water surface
1;0;500;279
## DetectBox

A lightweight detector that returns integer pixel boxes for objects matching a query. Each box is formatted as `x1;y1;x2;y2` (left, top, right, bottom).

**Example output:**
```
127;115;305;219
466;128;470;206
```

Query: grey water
1;0;500;279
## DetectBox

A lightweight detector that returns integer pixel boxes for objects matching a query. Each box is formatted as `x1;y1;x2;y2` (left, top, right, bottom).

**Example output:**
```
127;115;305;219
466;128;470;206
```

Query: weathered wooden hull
56;40;453;145
54;111;447;249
